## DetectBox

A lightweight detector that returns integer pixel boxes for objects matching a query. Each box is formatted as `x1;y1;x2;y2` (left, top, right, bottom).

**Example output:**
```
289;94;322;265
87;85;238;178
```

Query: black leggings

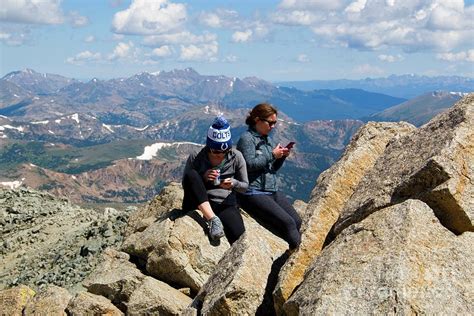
238;192;302;249
182;169;245;244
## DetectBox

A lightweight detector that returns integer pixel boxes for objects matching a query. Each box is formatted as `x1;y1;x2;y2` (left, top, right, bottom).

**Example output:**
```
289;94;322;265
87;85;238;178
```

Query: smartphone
285;142;295;149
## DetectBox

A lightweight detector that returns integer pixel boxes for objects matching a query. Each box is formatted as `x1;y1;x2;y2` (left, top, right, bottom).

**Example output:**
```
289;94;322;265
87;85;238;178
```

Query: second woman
237;103;302;250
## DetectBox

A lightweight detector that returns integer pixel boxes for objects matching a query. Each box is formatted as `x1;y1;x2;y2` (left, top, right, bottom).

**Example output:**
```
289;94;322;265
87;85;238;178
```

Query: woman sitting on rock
182;116;248;244
237;103;302;250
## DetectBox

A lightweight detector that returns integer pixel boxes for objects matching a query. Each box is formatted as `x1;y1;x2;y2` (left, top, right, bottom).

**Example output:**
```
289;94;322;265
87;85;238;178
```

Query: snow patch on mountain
31;120;50;125
450;92;469;97
0;125;24;132
102;124;114;133
70;113;80;124
0;179;24;189
133;125;149;131
135;142;202;160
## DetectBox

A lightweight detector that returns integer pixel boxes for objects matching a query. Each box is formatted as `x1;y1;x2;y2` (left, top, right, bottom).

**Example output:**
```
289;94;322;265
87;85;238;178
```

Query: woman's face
255;113;277;136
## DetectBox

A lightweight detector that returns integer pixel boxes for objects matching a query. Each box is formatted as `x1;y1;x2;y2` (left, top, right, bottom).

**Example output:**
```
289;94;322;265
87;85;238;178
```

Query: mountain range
277;74;473;99
1;68;405;123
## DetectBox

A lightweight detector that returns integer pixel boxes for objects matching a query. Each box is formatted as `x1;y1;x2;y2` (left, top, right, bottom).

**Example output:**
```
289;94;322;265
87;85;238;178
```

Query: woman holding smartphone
237;103;302;250
182;116;248;244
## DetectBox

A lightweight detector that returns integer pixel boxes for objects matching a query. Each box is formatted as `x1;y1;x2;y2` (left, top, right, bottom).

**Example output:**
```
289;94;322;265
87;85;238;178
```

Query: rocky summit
0;94;472;315
0;188;132;292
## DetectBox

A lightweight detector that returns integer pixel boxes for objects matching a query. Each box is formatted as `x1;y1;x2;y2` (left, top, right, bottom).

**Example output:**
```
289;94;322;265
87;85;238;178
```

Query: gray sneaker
208;216;225;240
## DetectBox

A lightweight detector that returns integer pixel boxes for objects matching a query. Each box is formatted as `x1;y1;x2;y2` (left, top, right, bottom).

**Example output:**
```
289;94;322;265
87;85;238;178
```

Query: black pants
182;169;245;244
238;191;302;249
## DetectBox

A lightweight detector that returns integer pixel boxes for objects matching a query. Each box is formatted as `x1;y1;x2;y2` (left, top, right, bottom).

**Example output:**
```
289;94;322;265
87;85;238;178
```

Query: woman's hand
273;143;289;159
219;178;233;189
204;169;219;182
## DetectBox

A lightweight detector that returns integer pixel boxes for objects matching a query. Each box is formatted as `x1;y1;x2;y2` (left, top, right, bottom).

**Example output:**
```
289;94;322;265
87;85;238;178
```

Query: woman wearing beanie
237;103;302;250
182;116;248;244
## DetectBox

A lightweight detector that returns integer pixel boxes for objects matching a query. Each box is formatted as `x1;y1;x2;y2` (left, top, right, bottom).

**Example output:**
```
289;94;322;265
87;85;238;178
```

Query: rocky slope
0;188;133;292
1;94;472;315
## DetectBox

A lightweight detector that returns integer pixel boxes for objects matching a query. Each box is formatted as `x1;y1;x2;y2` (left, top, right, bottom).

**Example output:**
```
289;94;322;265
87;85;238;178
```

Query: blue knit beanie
207;116;232;151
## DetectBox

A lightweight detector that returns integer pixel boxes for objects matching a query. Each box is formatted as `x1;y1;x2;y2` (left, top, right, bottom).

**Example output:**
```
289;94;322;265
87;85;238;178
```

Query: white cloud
0;29;28;46
179;41;218;61
437;50;474;62
108;41;136;60
199;9;271;42
112;0;186;35
84;35;95;43
297;53;310;63
232;29;253;43
271;10;319;26
344;0;367;13
0;0;64;24
151;45;172;57
352;63;385;76
253;21;270;38
378;54;404;62
274;0;474;52
278;0;346;11
198;9;239;28
426;2;471;30
66;50;102;65
199;12;221;28
69;11;89;27
223;55;238;63
143;31;217;45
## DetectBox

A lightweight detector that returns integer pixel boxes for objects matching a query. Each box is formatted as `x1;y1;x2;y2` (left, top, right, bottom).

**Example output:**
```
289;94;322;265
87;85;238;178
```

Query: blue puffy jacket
237;127;286;192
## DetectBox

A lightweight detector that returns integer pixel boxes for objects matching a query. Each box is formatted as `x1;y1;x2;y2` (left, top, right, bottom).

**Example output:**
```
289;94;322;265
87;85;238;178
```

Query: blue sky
1;0;473;81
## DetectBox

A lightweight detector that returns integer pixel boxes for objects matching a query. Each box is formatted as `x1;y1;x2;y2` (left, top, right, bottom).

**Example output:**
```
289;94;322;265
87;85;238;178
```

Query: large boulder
124;182;183;236
284;199;474;314
190;214;287;315
83;248;145;311
122;209;230;293
0;285;35;315
122;182;232;293
67;291;123;315
126;276;192;315
292;199;308;220
273;121;415;312
334;94;474;237
24;285;72;315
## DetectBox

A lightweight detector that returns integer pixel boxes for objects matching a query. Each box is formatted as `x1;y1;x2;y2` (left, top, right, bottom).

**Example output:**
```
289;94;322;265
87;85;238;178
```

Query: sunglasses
260;118;277;127
210;148;230;154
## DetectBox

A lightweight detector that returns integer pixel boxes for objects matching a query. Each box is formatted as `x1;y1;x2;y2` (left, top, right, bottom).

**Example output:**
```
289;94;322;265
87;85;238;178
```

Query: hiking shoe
208;216;225;240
